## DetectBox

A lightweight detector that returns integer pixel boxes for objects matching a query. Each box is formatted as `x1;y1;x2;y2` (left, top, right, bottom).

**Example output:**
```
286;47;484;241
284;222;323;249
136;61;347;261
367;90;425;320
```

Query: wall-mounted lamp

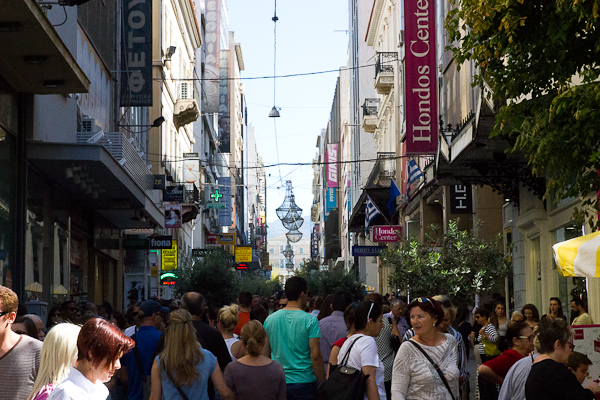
165;46;177;62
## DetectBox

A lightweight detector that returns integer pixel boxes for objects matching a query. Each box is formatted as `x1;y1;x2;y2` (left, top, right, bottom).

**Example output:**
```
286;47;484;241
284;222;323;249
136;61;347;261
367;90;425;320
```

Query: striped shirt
477;323;499;355
0;335;43;400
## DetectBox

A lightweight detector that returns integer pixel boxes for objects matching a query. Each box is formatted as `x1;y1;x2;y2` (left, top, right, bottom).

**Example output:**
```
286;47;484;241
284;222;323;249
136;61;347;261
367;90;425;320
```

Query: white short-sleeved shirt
337;334;387;400
47;367;109;400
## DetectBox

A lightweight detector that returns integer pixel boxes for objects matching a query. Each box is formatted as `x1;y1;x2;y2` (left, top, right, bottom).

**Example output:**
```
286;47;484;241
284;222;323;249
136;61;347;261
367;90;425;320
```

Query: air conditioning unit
179;82;190;100
81;117;103;133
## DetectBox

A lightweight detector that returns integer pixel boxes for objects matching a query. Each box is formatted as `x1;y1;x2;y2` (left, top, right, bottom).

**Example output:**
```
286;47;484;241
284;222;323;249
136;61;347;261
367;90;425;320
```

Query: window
280;245;284;253
299;247;304;254
270;247;274;254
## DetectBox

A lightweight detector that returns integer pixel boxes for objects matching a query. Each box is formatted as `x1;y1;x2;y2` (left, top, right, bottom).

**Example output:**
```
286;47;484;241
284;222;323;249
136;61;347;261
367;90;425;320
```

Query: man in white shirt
124;302;142;337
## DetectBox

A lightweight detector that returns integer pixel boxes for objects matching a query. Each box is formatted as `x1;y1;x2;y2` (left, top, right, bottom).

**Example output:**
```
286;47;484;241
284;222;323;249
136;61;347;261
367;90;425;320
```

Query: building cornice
366;0;386;46
235;44;245;71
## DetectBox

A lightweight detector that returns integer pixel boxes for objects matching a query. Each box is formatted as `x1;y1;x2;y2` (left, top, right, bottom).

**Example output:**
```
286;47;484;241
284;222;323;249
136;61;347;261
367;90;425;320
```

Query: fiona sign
405;0;438;155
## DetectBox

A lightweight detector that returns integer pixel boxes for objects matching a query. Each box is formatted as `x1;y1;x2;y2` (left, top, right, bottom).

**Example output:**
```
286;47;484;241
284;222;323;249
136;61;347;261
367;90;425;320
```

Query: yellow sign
235;246;252;263
217;233;236;245
162;240;177;271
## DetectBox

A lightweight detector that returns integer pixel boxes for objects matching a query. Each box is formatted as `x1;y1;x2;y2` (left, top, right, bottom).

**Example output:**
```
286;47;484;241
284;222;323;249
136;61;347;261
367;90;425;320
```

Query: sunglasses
416;297;434;307
0;311;13;317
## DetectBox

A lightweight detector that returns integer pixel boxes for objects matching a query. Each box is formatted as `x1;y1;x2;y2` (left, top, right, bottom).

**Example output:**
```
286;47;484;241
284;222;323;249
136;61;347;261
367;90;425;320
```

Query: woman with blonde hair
149;309;234;400
224;320;286;399
27;323;81;400
217;304;246;360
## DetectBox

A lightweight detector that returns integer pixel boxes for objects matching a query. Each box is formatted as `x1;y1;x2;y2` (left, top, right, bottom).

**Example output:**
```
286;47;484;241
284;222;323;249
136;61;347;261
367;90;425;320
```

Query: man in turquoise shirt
264;277;324;400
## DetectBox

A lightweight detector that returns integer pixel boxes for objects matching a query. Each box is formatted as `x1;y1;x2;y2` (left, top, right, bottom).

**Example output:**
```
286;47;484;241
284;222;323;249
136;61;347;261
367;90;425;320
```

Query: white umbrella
552;231;600;277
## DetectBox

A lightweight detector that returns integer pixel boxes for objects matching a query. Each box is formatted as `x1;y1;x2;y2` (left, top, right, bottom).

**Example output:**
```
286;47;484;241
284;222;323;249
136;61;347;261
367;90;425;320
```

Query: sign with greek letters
121;0;152;106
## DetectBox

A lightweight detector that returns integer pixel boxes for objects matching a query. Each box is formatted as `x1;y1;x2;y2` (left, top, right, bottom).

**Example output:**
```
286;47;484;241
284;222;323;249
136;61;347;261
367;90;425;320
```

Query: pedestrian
525;317;600;399
149;310;234;400
391;297;460;400
12;315;39;339
264;276;324;400
217;304;246;360
224;320;287;400
319;290;352;371
27;323;81;400
172;292;231;400
0;286;43;400
327;302;358;377
309;295;323;318
46;307;63;331
570;300;579;324
476;307;501;363
98;302;113;321
337;300;386;400
47;318;134;400
60;301;79;324
478;322;534;400
121;299;169;400
317;294;334;320
510;311;524;325
497;326;540;400
571;298;593;325
402;295;469;398
233;291;252;336
386;299;409;340
491;301;508;342
520;304;539;329
124;302;142;337
250;303;269;324
25;314;46;341
541;297;565;322
252;295;261;307
453;305;472;359
567;351;593;386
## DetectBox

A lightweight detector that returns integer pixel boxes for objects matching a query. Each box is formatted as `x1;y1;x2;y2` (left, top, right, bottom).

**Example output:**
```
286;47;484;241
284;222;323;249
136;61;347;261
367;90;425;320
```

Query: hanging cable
271;0;283;185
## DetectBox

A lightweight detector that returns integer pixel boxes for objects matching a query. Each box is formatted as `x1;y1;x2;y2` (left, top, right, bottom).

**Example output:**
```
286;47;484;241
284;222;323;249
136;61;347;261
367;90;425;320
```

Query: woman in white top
48;318;134;400
391;297;459;400
491;301;508;339
337;300;386;400
217;304;246;360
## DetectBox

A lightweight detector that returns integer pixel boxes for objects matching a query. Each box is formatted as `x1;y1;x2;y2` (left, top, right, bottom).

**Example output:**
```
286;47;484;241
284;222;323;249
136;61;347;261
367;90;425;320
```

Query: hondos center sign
405;0;438;155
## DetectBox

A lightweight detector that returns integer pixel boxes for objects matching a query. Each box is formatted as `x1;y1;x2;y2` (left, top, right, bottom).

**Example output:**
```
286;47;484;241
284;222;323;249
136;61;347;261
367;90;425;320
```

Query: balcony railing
362;98;380;117
375;52;396;76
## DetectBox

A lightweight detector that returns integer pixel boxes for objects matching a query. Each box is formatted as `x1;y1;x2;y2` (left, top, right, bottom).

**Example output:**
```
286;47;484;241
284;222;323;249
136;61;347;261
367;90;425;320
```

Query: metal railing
362;98;380;117
375;52;397;76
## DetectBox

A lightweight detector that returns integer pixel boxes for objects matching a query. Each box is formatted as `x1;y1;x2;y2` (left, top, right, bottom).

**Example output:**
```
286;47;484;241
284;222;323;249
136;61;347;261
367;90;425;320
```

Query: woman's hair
510;311;524;323
490;301;506;329
505;321;529;349
240;320;266;357
111;311;126;331
46;306;62;329
13;316;38;338
537;316;572;354
548;297;565;319
250;304;268;324
317;294;334;320
453;305;470;328
354;300;383;331
77;318;134;368
217;304;239;332
521;304;540;322
27;323;81;400
474;307;491;321
160;309;203;387
407;297;445;326
344;302;359;330
432;295;457;323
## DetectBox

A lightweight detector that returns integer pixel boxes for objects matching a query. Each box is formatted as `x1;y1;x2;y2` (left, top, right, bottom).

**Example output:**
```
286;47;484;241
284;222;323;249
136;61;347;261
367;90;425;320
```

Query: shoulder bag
315;336;369;400
132;334;152;400
389;317;401;352
408;339;456;400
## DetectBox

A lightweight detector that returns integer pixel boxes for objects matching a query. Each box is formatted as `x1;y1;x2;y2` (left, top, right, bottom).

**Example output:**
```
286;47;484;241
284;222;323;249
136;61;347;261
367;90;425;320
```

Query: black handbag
315;336;369;400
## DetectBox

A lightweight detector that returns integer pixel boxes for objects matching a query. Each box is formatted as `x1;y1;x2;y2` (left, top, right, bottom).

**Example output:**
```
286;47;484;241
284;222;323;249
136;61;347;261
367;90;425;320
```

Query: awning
348;187;391;232
28;142;164;229
0;0;89;94
25;282;42;292
553;232;600;277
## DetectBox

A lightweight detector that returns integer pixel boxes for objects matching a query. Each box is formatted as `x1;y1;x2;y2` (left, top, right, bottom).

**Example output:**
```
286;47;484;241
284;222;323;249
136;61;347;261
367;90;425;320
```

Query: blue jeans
286;382;317;400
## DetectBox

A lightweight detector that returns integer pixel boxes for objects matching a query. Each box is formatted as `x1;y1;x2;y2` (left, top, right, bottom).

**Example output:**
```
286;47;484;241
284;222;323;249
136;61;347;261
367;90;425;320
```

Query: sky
226;0;350;235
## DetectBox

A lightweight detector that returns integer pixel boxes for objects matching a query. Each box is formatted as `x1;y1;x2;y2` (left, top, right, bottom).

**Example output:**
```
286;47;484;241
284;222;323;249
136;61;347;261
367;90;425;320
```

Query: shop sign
373;226;402;242
235;246;252;263
165;204;182;228
206;185;226;209
327;143;339;188
153;175;166;190
164;185;185;202
326;187;337;211
149;236;173;250
218;177;232;226
207;234;218;243
183;153;200;185
124;228;154;236
217;233;236;245
123;238;148;250
449;185;472;214
352;246;387;257
161;240;177;271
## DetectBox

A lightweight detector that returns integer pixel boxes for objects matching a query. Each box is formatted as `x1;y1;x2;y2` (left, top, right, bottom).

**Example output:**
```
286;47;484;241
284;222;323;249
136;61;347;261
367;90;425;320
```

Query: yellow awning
53;285;68;295
552;231;600;277
24;282;43;292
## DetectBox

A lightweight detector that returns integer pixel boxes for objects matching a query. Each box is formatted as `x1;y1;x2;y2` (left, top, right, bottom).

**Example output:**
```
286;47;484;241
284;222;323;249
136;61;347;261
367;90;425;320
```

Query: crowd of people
0;282;598;400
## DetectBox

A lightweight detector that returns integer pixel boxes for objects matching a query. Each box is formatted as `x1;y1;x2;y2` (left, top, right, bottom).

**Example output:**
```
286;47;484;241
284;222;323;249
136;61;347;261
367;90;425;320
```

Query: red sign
207;234;218;243
373;226;402;242
404;0;438;155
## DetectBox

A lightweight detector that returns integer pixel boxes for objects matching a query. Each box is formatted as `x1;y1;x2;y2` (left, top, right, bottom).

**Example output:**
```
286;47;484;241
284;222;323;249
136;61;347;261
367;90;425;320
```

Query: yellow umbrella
552;231;600;277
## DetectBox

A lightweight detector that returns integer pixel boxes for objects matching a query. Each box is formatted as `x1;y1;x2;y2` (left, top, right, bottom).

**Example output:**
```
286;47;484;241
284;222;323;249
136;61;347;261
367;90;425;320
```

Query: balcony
361;98;379;133
374;52;396;94
174;82;199;128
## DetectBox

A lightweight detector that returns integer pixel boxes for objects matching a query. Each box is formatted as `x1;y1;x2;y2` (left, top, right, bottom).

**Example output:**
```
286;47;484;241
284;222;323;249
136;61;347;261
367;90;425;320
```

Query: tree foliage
381;220;510;306
446;0;600;227
238;273;282;298
294;261;365;301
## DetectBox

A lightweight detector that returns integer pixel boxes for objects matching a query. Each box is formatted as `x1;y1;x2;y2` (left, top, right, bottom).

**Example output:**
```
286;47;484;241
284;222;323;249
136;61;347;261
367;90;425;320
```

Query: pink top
32;383;55;400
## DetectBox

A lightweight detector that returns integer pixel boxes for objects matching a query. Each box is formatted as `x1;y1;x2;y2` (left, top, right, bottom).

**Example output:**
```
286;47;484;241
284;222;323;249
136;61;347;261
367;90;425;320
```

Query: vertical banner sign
405;0;438;155
327;143;339;188
326;187;337;211
449;185;472;214
121;0;152;106
204;0;221;113
218;50;231;153
218;177;232;226
183;153;200;185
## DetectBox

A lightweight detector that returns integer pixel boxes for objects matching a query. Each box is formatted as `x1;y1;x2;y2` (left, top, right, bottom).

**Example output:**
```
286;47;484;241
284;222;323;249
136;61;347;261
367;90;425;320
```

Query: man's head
138;300;169;329
568;351;592;384
238;291;252;308
61;300;78;322
309;296;322;312
252;295;260;306
284;277;308;302
181;292;206;317
389;298;406;319
0;286;18;335
332;291;353;313
24;314;45;341
573;298;588;314
571;300;578;313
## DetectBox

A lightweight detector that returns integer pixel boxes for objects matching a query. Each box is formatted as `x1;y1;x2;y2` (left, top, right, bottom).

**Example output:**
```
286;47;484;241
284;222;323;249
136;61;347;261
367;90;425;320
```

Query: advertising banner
149;236;173;250
183;153;200;185
218;177;232;226
449;185;472;214
404;0;438;155
373;226;402;242
327;143;339;188
217;233;236;245
204;0;221;113
165;204;182;228
326;187;337;211
121;0;152;106
164;185;185;203
218;50;231;153
311;225;319;258
161;240;177;271
352;246;387;257
235;246;253;263
572;325;600;385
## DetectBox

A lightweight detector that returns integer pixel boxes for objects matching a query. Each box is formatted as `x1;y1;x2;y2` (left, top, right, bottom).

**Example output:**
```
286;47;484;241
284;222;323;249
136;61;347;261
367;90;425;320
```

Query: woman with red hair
47;318;134;400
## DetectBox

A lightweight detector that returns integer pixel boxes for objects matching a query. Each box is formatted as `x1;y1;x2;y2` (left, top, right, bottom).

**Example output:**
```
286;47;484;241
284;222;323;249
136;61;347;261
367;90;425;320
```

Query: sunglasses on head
415;297;434;307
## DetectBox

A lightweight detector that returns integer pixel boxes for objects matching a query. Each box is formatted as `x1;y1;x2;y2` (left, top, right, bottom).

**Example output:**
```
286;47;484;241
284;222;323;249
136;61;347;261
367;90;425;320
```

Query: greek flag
407;158;423;199
365;195;381;235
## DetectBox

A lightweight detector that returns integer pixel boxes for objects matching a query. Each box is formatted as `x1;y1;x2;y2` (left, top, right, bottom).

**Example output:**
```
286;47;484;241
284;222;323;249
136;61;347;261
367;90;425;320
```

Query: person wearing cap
120;300;168;400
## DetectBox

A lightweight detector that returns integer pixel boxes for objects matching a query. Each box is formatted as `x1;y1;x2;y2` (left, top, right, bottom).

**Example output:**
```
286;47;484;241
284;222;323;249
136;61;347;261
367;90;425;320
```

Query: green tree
381;220;510;306
238;273;282;298
445;0;600;228
176;249;238;307
293;261;365;301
